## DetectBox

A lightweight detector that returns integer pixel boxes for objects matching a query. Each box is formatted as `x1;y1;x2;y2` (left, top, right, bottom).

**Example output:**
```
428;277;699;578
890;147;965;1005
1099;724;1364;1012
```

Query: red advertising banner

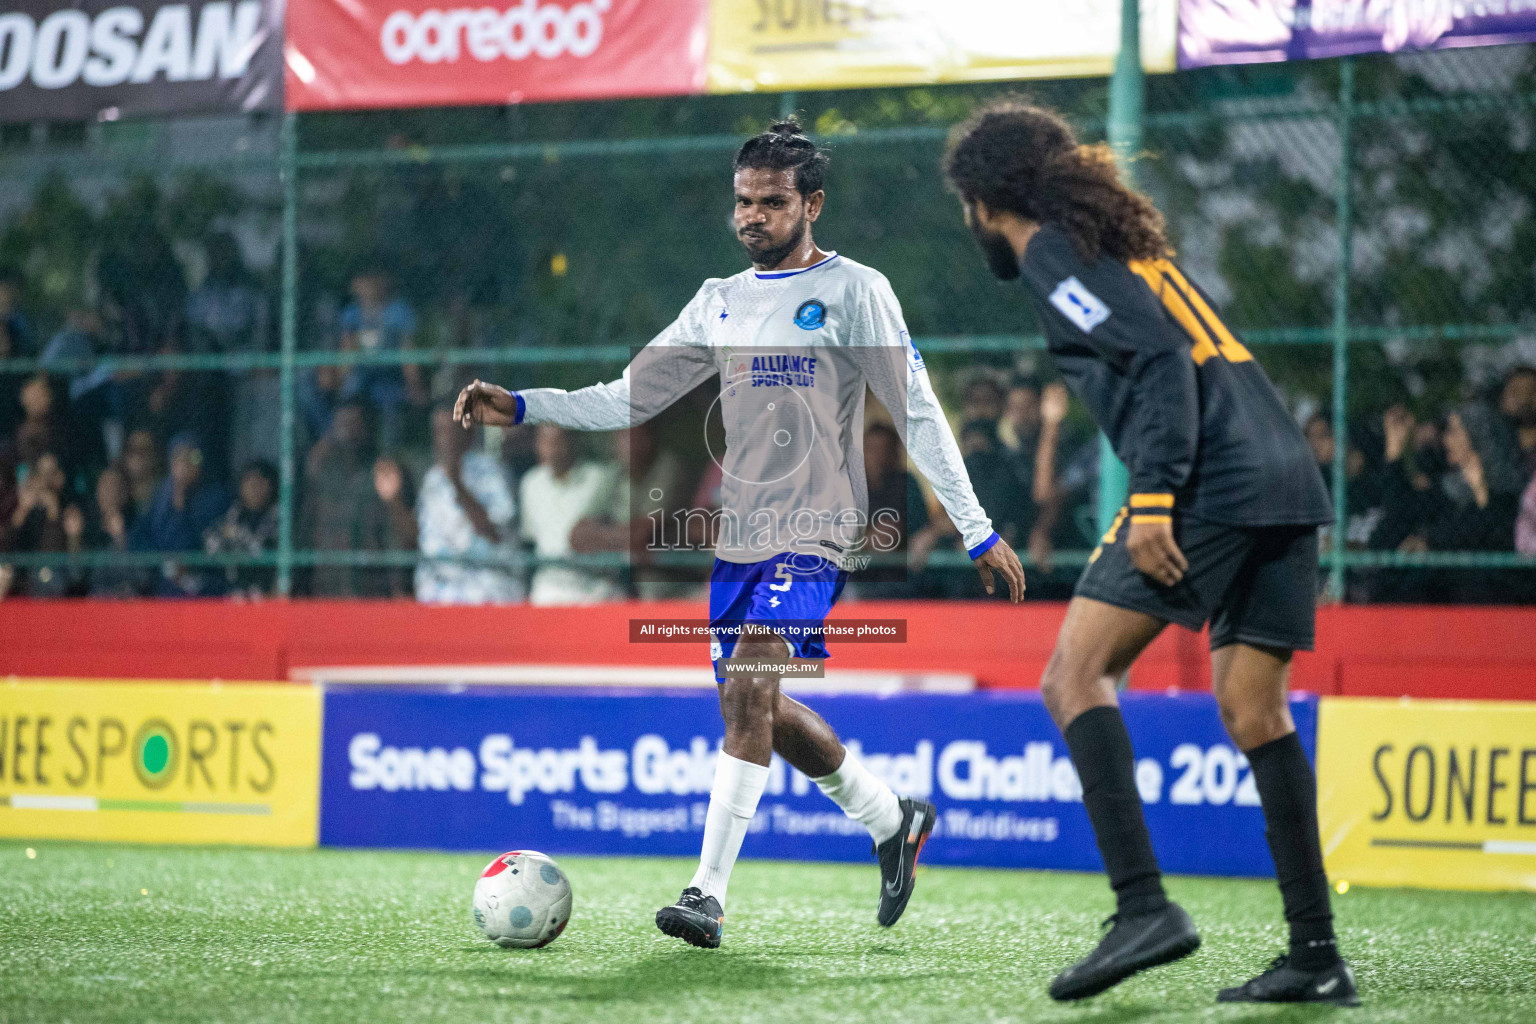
284;0;707;111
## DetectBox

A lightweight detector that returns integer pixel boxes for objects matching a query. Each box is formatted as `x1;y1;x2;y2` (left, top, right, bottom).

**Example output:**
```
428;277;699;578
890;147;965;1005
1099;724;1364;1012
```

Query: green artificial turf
1;842;1532;1024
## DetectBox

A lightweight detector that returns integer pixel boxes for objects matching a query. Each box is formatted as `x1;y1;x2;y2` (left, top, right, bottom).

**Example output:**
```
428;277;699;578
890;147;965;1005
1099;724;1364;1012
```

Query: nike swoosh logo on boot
1114;919;1166;961
884;824;909;898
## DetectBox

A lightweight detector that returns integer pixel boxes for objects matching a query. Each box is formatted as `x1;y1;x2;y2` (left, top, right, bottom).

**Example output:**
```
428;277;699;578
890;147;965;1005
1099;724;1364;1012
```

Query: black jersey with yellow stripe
1018;224;1331;528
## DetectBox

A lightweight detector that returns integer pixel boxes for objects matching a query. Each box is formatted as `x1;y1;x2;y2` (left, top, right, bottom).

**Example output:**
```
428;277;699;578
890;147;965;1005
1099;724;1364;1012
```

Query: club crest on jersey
793;299;827;330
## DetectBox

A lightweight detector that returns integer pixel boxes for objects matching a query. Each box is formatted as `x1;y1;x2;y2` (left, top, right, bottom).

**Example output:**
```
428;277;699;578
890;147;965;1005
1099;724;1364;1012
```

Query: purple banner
1179;1;1536;68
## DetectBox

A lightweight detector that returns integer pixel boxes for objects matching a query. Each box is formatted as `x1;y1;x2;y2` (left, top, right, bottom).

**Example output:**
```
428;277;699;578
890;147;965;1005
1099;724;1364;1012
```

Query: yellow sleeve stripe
1128;259;1163;293
1130;514;1173;525
1162;263;1254;364
1130;493;1175;508
1129;259;1218;364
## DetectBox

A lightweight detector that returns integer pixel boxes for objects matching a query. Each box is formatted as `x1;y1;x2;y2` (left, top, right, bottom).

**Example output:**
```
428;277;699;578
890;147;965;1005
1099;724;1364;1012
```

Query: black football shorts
1075;510;1322;652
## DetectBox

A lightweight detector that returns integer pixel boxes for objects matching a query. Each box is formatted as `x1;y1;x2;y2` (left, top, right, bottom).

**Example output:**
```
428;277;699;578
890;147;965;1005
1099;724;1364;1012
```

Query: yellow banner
707;0;1177;94
1318;697;1536;892
0;680;321;847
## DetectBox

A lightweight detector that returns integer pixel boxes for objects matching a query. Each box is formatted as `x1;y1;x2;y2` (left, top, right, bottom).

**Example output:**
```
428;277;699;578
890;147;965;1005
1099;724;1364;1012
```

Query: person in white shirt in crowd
518;423;625;606
567;423;694;599
414;403;522;604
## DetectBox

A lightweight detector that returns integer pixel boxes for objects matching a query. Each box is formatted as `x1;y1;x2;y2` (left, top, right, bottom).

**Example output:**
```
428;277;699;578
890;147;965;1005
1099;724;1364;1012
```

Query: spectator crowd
1304;365;1536;603
3;250;1535;605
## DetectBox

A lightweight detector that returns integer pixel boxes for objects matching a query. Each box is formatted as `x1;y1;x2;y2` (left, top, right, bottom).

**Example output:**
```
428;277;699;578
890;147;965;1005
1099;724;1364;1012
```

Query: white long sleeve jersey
519;252;999;565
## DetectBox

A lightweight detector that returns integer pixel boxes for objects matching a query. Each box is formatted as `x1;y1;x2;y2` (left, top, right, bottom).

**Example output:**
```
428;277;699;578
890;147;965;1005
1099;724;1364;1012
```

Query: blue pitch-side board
320;686;1317;878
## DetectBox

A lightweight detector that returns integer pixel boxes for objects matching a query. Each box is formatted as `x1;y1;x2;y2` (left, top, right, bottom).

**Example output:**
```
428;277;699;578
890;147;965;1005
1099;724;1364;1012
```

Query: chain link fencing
2;46;1533;601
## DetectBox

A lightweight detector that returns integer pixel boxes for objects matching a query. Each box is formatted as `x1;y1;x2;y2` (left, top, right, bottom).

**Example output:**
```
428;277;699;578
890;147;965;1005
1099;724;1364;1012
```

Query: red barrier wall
2;599;1532;699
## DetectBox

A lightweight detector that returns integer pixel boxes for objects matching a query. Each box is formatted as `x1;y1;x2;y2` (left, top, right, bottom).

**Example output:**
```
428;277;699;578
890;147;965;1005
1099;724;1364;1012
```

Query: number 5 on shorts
768;562;794;592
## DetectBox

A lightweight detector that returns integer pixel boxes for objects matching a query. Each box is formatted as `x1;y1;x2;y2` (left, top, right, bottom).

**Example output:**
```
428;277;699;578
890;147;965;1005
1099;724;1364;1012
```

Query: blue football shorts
708;551;849;683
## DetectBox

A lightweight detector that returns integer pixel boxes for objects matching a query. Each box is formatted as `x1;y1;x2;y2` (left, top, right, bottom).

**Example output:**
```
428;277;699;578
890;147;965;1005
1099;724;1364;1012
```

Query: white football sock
689;753;770;908
813;748;903;846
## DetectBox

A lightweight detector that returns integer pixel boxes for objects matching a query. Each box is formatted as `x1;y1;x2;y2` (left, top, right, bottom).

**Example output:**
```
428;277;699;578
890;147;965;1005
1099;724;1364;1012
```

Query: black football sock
1063;705;1168;918
1245;731;1339;971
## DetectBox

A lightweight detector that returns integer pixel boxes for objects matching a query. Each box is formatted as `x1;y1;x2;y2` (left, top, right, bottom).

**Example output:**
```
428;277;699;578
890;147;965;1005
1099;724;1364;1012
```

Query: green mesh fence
1;47;1533;602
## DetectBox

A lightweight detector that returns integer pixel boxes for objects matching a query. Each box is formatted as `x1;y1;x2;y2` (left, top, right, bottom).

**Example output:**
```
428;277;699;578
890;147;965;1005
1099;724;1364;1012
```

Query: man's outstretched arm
455;373;641;432
455;287;718;432
854;278;1025;602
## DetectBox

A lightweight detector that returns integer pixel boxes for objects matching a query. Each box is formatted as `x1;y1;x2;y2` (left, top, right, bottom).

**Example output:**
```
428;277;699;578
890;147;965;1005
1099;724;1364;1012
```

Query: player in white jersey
455;119;1025;948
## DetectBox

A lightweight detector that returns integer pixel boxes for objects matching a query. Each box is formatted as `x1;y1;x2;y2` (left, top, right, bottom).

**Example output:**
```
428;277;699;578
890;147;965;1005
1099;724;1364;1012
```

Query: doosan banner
321;685;1317;877
0;0;282;122
1180;0;1536;67
283;0;708;111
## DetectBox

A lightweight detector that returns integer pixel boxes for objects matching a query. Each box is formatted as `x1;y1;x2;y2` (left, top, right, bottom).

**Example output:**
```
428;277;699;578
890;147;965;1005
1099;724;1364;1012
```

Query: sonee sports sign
321;685;1312;876
0;679;321;847
1318;697;1536;891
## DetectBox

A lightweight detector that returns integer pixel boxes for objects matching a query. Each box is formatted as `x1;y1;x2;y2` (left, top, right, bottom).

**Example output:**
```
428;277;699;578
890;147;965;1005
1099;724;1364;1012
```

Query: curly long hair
943;98;1167;264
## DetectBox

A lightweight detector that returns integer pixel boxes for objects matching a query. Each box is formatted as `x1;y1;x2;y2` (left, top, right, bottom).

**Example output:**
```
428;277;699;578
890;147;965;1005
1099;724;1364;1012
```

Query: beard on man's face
971;220;1021;280
739;215;806;268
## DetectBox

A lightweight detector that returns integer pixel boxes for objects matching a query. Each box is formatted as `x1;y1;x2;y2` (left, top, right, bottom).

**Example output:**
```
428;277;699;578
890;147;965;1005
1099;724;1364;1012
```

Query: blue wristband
967;530;1001;560
513;391;526;425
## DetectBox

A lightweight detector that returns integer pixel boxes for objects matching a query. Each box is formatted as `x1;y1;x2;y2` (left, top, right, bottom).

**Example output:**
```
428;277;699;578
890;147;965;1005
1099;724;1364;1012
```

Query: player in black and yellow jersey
944;99;1358;1007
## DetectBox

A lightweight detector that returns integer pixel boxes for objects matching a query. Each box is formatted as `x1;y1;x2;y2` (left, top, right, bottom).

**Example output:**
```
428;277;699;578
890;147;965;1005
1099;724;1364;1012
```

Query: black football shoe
1218;954;1360;1006
876;797;937;927
1049;901;1201;1001
655;887;724;949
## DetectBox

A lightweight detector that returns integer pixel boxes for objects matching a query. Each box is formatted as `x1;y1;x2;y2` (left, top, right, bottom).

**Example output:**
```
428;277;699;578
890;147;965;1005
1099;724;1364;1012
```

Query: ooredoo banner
320;685;1316;877
1179;0;1536;67
1317;697;1536;892
0;0;283;122
0;679;322;847
283;0;708;111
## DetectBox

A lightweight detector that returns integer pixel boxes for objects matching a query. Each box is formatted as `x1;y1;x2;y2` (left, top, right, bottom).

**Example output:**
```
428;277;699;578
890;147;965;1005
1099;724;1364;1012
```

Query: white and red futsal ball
472;850;572;948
